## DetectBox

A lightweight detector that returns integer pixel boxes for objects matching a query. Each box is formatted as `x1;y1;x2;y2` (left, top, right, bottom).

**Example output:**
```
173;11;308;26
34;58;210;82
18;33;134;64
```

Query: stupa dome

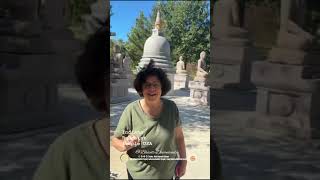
137;11;174;73
142;33;170;60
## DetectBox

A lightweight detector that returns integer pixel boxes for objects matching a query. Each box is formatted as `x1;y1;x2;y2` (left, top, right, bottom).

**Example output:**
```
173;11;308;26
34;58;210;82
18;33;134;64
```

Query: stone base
246;114;314;139
251;61;320;92
189;81;209;105
126;73;134;87
0;82;60;133
0;82;58;115
174;74;189;89
209;63;254;89
167;73;175;96
211;88;256;111
0;111;61;134
209;43;257;89
249;87;320;139
269;47;306;65
212;44;255;64
268;47;320;65
111;79;129;103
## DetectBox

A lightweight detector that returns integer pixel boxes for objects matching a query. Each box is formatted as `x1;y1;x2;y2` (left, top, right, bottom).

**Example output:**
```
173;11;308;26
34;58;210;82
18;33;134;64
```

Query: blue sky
111;1;210;42
111;1;156;42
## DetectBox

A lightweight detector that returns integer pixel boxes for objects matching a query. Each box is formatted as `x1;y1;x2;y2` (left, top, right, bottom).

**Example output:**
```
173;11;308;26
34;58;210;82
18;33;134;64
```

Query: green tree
151;1;210;65
126;1;210;69
125;12;152;68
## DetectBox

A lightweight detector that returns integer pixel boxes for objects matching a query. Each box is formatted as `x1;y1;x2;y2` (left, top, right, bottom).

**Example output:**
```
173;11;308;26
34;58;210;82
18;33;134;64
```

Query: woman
111;61;187;179
32;25;109;180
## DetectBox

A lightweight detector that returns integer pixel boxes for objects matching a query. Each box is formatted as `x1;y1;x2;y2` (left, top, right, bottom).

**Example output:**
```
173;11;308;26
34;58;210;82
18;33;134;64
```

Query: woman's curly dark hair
134;60;171;97
75;25;109;113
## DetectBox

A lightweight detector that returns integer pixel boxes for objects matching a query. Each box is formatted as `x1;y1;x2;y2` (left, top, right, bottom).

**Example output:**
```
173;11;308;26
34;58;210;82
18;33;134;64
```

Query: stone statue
277;0;314;49
122;55;132;73
111;45;126;79
113;45;123;70
212;0;248;38
195;51;208;81
176;56;187;74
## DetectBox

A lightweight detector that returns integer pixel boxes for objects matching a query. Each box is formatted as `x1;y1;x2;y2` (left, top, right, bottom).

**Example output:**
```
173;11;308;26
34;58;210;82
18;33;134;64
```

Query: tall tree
125;12;152;69
151;1;210;65
125;1;210;69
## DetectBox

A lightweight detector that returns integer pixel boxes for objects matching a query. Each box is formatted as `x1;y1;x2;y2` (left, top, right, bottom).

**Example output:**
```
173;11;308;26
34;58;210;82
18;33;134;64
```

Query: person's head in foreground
134;60;171;100
111;60;187;179
33;26;109;180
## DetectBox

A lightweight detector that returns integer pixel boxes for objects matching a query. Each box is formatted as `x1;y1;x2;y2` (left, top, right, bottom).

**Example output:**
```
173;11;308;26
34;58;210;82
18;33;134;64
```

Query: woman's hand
123;134;140;150
175;160;187;177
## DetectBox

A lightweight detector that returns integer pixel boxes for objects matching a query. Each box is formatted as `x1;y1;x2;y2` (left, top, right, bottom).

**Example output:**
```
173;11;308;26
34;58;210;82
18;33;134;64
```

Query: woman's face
142;75;162;102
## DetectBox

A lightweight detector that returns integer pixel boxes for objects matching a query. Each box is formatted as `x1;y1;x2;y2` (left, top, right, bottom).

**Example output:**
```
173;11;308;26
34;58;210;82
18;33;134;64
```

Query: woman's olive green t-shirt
33;119;109;180
114;98;181;179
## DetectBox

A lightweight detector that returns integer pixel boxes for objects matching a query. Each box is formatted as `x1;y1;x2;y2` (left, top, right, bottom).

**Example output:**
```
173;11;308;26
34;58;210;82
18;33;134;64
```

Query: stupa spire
154;10;162;30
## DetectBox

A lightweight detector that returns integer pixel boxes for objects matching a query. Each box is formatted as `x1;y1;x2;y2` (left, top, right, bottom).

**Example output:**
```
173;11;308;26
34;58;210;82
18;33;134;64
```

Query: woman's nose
149;86;156;91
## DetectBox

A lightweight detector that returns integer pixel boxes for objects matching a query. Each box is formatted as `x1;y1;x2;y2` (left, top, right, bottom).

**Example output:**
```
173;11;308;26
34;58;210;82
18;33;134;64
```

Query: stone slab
189;80;209;105
210;88;257;111
0;36;52;54
268;48;320;65
253;87;320;139
209;63;253;89
111;82;129;98
189;81;209;91
0;19;42;36
0;54;73;82
212;45;257;64
166;73;175;95
174;74;189;89
251;61;320;92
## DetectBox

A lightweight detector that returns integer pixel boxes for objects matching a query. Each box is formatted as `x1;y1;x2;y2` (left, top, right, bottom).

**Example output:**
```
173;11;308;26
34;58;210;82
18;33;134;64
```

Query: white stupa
137;11;175;73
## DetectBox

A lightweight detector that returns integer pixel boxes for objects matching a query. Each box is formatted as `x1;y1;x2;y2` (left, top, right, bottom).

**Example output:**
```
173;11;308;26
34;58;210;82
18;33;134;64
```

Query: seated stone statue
194;51;208;81
122;55;132;73
212;0;248;38
176;56;187;74
276;0;314;50
113;45;123;70
111;45;126;79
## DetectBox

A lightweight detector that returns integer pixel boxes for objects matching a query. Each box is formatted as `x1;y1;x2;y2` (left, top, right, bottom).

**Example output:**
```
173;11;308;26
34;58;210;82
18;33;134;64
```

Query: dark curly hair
75;25;109;113
134;60;171;97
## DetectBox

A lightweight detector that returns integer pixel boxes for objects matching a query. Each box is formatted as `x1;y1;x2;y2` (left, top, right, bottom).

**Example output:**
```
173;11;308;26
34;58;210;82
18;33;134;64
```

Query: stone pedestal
166;73;175;96
251;60;320;139
189;81;209;105
209;38;257;109
0;0;80;133
126;73;134;87
111;78;130;103
174;74;189;89
209;39;257;89
0;59;60;133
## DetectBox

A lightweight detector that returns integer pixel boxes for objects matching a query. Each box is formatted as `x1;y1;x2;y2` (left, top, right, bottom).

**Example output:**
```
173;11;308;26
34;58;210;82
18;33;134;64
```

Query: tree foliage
125;1;210;69
125;12;152;68
69;0;94;26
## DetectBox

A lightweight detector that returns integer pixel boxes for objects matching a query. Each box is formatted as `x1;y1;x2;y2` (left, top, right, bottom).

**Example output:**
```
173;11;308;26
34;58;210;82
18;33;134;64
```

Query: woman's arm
175;127;187;177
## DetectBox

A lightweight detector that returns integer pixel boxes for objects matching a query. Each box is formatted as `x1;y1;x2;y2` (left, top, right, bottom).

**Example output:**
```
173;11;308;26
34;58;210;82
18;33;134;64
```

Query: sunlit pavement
214;110;320;180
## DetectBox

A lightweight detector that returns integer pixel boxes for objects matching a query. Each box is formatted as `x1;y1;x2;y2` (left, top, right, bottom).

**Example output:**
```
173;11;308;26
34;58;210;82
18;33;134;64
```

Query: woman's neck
141;98;162;109
140;99;163;118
